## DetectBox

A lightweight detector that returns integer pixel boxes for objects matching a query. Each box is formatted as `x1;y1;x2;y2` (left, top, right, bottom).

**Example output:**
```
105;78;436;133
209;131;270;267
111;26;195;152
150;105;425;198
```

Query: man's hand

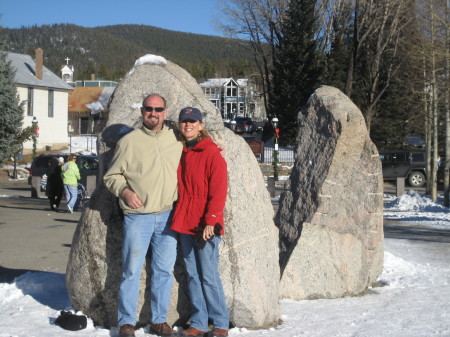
122;188;143;209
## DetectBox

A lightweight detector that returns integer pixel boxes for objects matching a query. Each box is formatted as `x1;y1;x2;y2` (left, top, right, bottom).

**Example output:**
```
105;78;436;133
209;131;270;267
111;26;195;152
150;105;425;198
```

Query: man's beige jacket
104;125;182;214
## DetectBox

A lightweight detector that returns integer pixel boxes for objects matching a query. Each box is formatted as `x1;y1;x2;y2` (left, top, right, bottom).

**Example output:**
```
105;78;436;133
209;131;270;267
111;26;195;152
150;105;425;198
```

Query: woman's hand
203;225;215;241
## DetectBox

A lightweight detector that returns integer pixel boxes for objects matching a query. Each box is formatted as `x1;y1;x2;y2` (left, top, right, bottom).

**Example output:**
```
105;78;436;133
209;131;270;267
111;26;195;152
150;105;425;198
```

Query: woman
46;156;64;211
61;154;80;213
172;107;229;337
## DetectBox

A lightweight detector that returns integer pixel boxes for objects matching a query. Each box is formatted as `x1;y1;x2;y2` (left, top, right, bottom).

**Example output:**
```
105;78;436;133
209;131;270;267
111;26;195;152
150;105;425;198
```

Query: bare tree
300;0;411;132
216;0;288;116
443;0;450;206
428;0;439;200
415;0;449;201
353;0;412;131
316;0;352;53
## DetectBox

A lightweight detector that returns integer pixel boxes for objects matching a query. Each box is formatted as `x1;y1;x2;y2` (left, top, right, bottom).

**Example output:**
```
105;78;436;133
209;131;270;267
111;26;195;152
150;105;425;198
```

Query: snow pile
85;101;103;114
376;251;421;288
1;165;29;180
134;54;167;67
384;190;450;229
384;190;448;213
68;136;97;155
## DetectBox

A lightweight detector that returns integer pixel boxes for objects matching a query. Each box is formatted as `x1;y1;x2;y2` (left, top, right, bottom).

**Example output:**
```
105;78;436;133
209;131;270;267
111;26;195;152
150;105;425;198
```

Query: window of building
80;117;89;134
204;87;218;96
226;82;237;97
27;88;34;116
48;90;54;117
226;103;238;119
239;103;245;115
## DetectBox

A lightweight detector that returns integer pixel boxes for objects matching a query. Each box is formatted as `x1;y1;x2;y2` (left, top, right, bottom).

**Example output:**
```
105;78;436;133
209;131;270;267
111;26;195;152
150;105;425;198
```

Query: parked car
28;154;99;192
379;150;426;187
234;117;257;134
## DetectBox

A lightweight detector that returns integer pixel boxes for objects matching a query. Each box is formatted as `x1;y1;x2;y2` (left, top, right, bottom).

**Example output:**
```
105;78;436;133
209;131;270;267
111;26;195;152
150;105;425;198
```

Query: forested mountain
3;24;257;81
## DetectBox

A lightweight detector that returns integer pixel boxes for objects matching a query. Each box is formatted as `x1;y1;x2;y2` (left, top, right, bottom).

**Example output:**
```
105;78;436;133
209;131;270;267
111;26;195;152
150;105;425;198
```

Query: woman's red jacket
171;136;228;235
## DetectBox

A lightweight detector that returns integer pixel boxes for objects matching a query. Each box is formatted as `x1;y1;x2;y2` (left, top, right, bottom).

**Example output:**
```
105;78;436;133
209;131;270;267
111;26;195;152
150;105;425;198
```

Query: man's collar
142;124;165;135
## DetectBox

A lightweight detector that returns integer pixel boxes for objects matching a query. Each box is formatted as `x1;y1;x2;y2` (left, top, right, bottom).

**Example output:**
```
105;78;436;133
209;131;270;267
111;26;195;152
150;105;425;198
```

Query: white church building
7;48;73;152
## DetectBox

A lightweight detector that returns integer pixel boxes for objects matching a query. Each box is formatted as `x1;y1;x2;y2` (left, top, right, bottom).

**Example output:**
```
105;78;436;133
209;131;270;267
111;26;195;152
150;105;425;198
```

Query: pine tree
268;0;323;145
0;27;24;165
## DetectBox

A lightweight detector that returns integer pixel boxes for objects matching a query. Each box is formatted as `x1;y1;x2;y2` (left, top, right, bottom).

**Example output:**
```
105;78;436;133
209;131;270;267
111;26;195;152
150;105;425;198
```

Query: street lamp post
13;154;18;179
12;128;22;179
31;117;39;159
68;121;74;153
271;117;279;181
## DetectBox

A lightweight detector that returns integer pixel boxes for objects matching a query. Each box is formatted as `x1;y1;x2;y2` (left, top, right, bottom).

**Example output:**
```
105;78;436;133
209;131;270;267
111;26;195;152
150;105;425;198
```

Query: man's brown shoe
180;327;208;336
119;324;136;337
150;322;177;336
211;328;229;336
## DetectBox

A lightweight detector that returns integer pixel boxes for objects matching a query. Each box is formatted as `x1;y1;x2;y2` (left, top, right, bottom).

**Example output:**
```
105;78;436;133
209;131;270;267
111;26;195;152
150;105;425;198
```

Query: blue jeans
180;234;229;331
64;184;78;209
118;210;177;326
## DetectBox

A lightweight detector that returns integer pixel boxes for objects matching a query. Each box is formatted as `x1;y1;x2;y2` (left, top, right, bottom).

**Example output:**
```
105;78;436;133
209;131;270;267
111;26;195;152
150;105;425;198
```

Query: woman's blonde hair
68;155;77;161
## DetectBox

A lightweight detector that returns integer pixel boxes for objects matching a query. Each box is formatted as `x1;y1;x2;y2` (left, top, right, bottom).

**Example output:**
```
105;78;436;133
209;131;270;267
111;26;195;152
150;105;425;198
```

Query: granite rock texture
277;86;384;300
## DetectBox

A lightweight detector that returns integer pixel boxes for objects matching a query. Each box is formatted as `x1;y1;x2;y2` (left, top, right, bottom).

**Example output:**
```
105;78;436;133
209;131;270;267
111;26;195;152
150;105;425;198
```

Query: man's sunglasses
143;106;165;112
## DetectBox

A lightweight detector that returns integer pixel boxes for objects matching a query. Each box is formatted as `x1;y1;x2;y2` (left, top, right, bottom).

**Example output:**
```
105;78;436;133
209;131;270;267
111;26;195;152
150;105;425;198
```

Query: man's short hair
143;93;167;108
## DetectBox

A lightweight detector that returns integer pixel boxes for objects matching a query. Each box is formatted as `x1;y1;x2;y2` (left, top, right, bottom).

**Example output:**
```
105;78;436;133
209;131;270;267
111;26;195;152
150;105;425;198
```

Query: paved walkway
0;178;81;282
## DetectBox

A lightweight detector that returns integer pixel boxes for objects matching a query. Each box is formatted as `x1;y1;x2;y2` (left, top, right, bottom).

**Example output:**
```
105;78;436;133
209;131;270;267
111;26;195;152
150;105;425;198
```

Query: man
104;94;182;337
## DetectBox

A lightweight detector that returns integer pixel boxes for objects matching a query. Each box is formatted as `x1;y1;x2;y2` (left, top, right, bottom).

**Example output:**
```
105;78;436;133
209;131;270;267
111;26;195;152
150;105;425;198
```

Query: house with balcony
7;49;74;152
198;78;266;121
61;59;116;135
68;86;114;135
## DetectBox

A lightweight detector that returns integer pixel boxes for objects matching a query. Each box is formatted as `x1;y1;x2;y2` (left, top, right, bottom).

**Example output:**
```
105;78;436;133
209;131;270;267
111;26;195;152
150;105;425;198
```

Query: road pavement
0;178;81;282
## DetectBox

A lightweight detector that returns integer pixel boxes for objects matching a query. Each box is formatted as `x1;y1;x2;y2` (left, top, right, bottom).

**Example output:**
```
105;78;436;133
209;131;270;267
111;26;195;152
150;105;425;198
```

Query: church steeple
61;57;74;83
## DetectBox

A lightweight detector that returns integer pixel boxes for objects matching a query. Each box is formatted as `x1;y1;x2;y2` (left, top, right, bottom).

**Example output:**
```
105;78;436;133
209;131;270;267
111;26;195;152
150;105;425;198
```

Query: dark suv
234;117;257;134
29;154;99;192
379;150;426;187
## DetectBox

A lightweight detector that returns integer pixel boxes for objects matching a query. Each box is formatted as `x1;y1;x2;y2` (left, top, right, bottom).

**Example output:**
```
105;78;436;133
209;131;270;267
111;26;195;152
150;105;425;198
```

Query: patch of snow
134;54;167;67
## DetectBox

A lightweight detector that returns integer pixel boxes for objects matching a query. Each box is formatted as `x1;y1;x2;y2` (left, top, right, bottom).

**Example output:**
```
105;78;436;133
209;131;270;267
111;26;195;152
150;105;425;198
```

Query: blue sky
1;0;223;37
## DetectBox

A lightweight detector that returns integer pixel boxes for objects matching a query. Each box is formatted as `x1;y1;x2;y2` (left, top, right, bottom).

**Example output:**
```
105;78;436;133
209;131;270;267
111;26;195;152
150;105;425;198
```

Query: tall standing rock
277;86;384;300
66;55;280;329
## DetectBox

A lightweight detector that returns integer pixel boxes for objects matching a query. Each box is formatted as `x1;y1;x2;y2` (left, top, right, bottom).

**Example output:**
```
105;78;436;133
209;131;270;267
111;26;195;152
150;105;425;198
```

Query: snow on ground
1;192;449;336
1;137;449;336
68;135;97;155
384;190;450;229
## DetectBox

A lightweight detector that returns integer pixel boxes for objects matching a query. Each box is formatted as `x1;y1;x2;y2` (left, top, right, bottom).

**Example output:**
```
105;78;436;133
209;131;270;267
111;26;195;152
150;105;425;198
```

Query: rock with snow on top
66;56;280;329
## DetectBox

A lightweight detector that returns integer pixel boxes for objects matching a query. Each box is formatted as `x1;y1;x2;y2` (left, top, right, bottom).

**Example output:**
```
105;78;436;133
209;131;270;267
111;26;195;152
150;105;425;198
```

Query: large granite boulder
277;85;384;300
66;55;280;329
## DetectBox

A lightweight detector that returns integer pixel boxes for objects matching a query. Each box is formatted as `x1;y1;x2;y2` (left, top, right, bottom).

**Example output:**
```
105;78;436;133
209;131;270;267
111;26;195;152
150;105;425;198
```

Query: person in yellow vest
61;154;80;213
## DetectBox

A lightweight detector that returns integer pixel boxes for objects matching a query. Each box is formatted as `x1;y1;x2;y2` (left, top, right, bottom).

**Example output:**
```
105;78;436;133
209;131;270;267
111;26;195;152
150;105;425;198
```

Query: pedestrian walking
62;155;80;213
